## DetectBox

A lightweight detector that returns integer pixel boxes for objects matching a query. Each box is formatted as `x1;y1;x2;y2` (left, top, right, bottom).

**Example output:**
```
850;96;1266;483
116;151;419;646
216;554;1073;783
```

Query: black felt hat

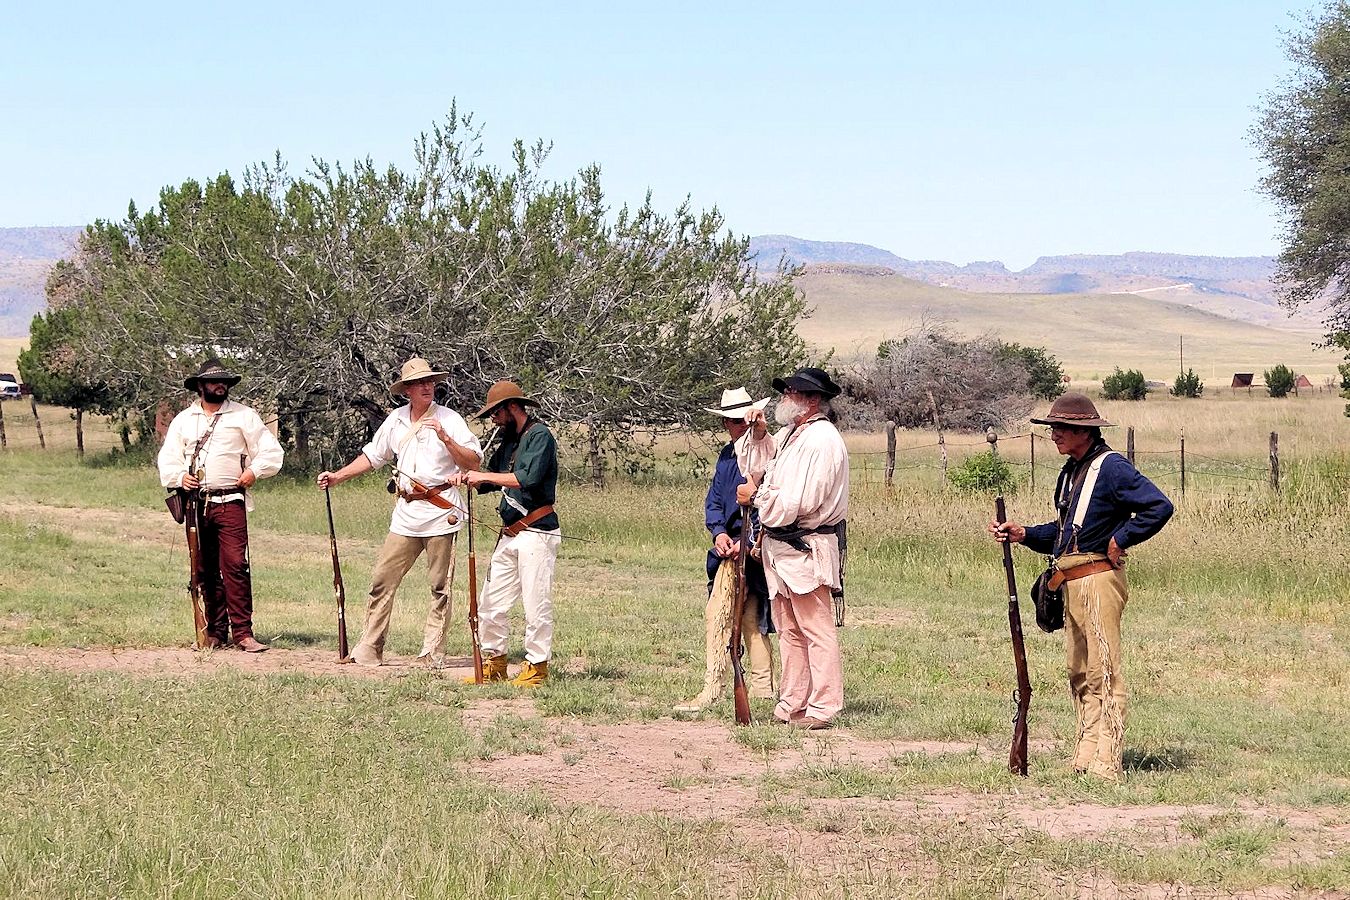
771;366;841;399
183;358;241;391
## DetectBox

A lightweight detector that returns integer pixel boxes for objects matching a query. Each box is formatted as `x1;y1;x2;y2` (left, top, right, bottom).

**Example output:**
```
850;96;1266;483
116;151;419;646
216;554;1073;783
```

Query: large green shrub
1170;368;1204;398
1264;364;1296;398
947;450;1017;494
1101;367;1148;401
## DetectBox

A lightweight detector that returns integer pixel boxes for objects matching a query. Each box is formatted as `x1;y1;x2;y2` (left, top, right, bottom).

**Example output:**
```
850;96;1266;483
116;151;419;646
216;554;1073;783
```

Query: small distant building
1231;373;1254;393
1294;374;1314;389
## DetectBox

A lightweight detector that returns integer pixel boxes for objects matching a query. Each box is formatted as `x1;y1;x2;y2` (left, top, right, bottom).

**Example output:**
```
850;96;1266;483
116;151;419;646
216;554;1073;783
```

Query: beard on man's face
773;396;805;426
200;384;229;404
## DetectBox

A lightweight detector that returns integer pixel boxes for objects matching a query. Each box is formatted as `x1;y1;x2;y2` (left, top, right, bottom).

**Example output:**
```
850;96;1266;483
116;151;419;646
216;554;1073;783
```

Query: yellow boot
462;654;508;684
509;660;549;688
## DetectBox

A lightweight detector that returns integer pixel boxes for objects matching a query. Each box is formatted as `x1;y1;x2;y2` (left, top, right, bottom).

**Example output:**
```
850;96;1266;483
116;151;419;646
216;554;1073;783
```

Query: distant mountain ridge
746;234;1303;326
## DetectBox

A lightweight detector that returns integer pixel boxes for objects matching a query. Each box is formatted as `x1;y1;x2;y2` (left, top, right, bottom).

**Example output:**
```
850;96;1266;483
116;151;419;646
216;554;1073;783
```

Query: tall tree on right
1254;2;1350;413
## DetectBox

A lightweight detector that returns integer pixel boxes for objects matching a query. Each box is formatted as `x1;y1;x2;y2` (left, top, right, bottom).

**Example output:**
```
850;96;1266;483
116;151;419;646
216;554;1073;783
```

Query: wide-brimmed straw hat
702;387;770;419
390;357;449;396
475;380;541;419
772;366;842;400
184;358;241;390
1030;392;1115;427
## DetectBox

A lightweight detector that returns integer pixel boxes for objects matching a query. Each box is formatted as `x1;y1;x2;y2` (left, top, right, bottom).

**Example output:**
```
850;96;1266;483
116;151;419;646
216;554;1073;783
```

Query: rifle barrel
996;496;1031;777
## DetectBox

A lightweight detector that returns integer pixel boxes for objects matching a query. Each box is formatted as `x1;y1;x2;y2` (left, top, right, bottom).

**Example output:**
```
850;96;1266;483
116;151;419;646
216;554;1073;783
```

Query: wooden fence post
885;421;896;488
0;399;6;449
986;427;998;456
30;397;45;450
1126;426;1135;464
1179;429;1185;500
75;409;84;457
1029;433;1036;492
1270;431;1280;493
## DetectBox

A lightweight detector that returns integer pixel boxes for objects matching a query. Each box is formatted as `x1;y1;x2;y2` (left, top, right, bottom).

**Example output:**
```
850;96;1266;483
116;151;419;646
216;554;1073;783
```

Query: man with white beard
736;367;849;729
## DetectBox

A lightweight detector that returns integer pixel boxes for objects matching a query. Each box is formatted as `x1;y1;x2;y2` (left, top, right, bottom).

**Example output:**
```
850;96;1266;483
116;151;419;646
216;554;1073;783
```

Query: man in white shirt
317;358;482;667
157;358;285;652
737;367;849;729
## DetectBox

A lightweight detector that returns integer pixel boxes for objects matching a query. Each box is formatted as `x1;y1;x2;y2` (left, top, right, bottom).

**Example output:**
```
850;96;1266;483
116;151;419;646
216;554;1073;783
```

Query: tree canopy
1254;1;1350;338
35;109;809;471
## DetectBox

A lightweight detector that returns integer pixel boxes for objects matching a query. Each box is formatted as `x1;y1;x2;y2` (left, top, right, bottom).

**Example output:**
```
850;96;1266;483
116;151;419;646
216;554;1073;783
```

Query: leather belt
397;482;451;503
503;504;556;537
1046;559;1116;591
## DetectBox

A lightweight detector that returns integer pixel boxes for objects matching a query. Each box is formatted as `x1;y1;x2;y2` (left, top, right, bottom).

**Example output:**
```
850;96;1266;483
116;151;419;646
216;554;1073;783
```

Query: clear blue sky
0;1;1316;269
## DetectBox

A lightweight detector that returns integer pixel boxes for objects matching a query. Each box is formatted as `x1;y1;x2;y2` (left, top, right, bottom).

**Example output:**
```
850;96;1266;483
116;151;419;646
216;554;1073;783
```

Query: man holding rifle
989;393;1172;782
736;367;849;730
673;387;775;714
158;358;284;652
317;358;481;667
454;381;560;688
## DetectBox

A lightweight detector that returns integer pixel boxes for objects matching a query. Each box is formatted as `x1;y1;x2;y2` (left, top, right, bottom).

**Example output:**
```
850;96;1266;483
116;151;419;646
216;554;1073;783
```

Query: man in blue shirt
674;388;775;714
990;393;1173;781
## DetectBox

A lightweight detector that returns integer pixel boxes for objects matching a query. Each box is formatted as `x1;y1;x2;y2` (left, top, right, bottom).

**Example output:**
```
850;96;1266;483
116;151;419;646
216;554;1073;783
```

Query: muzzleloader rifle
463;426;499;685
996;496;1031;776
324;485;350;661
183;478;209;649
728;503;753;726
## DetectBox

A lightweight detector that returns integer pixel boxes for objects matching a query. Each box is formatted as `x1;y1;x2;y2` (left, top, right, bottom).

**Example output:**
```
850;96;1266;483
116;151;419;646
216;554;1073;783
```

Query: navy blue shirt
1023;442;1173;557
705;442;749;540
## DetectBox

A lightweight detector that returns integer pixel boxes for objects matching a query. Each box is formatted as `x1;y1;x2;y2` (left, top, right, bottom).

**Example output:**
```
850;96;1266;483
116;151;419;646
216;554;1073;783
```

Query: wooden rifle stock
324;486;350;661
183;489;209;649
729;503;753;726
466;486;484;683
996;496;1031;777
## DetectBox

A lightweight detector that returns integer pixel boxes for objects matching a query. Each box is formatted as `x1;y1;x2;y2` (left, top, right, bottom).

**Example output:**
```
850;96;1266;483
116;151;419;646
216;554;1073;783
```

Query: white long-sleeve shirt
361;403;482;538
157;399;284;511
737;415;850;596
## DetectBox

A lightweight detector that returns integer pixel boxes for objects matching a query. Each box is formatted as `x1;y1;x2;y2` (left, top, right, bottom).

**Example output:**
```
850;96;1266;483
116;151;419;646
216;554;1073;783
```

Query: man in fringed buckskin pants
990;393;1173;781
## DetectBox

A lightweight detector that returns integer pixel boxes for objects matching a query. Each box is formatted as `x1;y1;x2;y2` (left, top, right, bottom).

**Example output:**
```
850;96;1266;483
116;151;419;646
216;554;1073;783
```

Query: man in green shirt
458;381;561;687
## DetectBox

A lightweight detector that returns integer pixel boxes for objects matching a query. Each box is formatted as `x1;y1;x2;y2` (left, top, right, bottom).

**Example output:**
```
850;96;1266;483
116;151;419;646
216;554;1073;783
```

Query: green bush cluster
1101;367;1149;401
1171;368;1204;398
1264;364;1296;398
946;450;1017;494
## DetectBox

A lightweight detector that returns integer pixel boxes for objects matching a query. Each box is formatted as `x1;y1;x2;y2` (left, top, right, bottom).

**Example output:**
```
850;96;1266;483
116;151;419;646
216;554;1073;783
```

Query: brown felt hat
184;358;241;390
475;380;540;419
390;357;449;396
1030;392;1115;428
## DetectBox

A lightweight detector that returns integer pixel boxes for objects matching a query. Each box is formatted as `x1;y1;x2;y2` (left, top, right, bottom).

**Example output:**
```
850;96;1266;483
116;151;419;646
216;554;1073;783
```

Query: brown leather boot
236;636;270;653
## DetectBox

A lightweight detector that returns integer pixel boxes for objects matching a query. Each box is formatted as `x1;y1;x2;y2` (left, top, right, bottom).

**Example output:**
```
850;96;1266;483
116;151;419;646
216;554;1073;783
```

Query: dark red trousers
193;500;256;642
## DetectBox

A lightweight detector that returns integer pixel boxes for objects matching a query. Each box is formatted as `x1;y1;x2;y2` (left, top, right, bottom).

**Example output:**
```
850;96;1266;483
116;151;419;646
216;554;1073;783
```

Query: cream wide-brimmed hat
701;387;771;419
389;357;450;396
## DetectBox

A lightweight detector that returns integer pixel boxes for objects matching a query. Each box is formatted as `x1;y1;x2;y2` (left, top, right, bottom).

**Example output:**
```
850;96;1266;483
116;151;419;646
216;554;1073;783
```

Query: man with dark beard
157;358;284;651
736;367;849;729
455;381;560;687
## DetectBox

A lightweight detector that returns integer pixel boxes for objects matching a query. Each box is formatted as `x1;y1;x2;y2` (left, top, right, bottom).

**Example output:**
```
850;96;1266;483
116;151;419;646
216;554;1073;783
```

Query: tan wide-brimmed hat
390;357;449;396
701;387;770;419
1030;392;1115;427
475;380;541;419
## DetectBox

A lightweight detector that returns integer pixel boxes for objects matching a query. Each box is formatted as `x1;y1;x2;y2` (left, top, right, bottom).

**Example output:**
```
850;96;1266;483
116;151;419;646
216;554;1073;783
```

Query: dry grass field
795;270;1339;382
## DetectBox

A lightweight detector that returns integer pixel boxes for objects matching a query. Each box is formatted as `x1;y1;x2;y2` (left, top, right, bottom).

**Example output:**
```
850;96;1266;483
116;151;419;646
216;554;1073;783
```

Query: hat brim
1030;415;1115;428
185;374;241;390
390;371;450;396
702;397;770;418
772;375;841;399
475;395;540;419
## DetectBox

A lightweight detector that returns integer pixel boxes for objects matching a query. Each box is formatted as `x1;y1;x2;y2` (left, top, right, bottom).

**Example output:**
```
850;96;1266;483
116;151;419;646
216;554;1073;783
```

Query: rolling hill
793;266;1336;383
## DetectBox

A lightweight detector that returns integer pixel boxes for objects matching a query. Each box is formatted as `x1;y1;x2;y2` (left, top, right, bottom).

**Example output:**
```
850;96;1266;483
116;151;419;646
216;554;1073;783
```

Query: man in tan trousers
737;367;849;730
990;393;1172;781
317;358;482;666
673;387;775;714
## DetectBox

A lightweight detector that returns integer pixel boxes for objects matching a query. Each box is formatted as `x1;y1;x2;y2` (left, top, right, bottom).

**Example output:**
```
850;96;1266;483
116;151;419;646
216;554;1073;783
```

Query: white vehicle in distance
0;378;21;399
